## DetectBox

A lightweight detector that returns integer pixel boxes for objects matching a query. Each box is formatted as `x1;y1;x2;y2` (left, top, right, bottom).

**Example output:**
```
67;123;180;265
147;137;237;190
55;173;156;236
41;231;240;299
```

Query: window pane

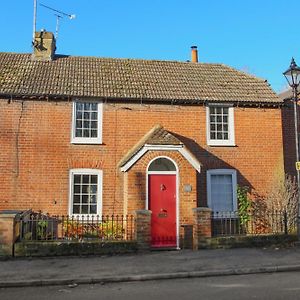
81;205;88;214
73;195;80;204
84;103;91;110
76;103;83;111
91;130;97;138
91;112;97;120
223;184;233;193
83;129;90;137
82;175;90;184
90;205;97;214
90;185;97;194
91;175;98;184
82;195;88;203
75;129;82;137
82;185;88;194
76;111;83;119
76;120;82;129
90;195;97;204
91;103;97;111
84;120;90;129
74;185;81;194
74;175;81;184
73;205;80;214
91;121;97;129
91;175;98;183
148;158;176;171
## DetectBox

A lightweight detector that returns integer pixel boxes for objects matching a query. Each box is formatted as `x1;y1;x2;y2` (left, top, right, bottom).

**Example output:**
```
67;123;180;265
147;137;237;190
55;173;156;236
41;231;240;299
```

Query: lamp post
283;57;300;237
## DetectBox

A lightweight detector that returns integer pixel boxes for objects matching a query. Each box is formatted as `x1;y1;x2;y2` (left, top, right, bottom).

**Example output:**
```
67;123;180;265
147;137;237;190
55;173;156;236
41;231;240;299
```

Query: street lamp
283;57;300;237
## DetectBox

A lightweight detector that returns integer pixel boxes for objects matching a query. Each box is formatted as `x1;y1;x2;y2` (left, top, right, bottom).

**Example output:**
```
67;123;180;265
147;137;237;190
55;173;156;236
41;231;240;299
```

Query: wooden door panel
149;174;176;247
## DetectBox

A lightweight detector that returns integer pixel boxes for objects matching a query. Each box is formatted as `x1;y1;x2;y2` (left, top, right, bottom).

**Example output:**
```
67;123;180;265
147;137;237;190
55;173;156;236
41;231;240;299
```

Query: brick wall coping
135;210;152;216
0;210;23;218
193;207;212;213
0;210;24;214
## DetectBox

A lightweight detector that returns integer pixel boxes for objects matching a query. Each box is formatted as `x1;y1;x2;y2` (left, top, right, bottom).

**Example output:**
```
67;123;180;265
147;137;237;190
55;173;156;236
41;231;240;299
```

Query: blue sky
1;0;299;93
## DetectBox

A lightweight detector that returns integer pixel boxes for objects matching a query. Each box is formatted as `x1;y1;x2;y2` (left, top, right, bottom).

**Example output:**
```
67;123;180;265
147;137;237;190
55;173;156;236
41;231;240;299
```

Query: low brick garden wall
13;234;298;256
14;240;137;257
203;234;298;249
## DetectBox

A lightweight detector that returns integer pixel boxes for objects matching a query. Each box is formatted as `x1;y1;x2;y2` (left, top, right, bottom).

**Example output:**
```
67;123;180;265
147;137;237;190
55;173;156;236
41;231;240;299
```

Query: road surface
1;272;300;300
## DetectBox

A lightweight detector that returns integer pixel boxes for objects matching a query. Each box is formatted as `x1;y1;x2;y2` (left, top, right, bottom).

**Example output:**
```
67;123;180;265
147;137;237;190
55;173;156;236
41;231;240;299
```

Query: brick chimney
191;46;198;63
32;30;56;61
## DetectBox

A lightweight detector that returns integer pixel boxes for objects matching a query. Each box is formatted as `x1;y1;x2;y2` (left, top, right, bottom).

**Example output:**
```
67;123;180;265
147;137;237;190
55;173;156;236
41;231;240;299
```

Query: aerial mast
32;0;76;44
40;3;76;39
32;0;37;45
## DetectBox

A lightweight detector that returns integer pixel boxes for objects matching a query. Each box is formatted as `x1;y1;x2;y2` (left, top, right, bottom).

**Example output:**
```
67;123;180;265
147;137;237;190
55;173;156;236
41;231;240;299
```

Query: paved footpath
1;247;300;288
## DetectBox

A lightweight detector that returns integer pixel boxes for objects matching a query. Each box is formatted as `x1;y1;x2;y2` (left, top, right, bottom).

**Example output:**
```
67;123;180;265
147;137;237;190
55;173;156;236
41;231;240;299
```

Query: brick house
279;89;300;178
0;31;283;248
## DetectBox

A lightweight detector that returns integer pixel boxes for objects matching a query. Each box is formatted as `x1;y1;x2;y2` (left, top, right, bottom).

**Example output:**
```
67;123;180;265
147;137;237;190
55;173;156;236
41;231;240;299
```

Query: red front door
148;174;176;248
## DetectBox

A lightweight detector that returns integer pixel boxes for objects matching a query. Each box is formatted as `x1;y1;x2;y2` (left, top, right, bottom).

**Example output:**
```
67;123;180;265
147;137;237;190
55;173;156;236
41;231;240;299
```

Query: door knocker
160;184;166;191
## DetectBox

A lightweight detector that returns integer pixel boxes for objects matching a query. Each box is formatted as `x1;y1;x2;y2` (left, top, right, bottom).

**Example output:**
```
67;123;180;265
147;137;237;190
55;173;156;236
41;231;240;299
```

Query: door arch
146;156;179;248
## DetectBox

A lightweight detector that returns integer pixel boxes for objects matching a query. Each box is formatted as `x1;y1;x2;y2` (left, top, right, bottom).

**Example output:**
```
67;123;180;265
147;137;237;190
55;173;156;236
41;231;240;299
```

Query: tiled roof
278;88;300;101
119;125;184;168
0;52;280;103
146;125;182;145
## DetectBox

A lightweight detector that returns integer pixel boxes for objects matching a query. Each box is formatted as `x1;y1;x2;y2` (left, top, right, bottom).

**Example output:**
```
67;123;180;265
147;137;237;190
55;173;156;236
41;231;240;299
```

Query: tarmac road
1;271;300;300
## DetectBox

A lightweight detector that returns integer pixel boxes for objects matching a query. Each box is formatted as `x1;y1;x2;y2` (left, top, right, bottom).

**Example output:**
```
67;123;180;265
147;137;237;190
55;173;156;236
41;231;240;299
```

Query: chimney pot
191;46;198;63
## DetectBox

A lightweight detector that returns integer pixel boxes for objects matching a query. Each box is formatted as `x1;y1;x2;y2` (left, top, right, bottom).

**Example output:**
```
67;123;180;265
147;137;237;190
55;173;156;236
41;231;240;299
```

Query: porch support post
192;207;212;250
135;210;152;251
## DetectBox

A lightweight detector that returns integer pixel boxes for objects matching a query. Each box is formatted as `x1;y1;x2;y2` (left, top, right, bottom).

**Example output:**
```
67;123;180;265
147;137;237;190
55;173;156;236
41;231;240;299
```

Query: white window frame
207;169;237;212
71;100;103;144
206;104;235;146
69;169;103;217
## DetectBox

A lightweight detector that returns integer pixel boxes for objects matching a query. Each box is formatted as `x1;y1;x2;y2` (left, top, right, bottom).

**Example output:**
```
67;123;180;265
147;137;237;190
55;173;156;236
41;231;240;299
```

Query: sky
0;0;299;93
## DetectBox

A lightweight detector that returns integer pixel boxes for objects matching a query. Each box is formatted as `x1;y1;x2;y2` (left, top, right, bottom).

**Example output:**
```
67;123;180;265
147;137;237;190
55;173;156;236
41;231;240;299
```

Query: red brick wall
0;99;284;216
281;100;299;177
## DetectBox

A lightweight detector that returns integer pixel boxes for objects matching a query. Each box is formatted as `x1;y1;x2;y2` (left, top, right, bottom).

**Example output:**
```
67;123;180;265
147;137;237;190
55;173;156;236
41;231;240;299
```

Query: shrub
63;219;125;240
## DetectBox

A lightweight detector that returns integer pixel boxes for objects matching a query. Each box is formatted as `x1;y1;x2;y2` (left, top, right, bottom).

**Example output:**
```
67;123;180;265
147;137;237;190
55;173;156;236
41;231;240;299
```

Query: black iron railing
19;213;135;241
211;210;297;237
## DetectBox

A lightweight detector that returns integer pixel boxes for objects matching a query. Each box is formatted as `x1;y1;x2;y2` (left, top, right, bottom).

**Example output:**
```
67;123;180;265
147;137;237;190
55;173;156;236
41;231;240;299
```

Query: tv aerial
32;0;76;44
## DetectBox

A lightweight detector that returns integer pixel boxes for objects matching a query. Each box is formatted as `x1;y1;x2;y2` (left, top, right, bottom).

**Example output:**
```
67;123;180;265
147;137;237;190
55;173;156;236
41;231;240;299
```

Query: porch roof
119;125;201;172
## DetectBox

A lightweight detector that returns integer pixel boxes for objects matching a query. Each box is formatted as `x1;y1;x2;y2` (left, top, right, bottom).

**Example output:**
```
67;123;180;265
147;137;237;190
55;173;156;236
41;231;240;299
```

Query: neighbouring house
0;31;285;249
279;89;300;178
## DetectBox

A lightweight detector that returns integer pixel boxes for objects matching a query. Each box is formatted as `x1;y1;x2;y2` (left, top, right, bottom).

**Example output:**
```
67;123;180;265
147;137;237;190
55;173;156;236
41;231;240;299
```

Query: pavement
1;247;300;288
